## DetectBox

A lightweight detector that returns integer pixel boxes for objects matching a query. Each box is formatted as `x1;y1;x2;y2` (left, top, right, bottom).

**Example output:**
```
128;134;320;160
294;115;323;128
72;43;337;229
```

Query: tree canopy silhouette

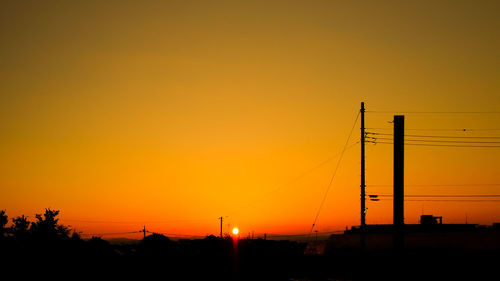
29;208;70;239
0;210;7;238
11;215;30;238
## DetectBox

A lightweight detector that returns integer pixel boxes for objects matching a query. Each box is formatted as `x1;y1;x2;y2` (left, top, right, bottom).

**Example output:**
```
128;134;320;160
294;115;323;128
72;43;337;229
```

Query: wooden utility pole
219;216;223;238
360;102;366;251
142;226;146;239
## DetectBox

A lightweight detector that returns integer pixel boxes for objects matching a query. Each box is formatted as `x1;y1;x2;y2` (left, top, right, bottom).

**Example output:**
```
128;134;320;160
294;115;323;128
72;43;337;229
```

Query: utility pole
360;102;366;251
219;216;223;238
142;226;147;239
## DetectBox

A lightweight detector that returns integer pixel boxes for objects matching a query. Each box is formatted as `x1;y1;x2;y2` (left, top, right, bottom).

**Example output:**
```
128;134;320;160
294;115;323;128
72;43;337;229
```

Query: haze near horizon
1;0;499;238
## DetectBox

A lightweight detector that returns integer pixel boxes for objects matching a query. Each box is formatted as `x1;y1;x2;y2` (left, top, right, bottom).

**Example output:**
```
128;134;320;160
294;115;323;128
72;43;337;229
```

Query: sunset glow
0;1;499;239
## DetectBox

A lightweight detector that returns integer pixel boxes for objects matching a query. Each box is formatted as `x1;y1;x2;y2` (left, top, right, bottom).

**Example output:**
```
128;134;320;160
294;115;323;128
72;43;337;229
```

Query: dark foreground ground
1;233;498;281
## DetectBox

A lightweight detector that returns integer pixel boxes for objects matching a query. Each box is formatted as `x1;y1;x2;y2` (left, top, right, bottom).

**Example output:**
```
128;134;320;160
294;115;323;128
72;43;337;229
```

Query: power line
366;132;500;139
266;230;343;238
78;229;344;239
310;111;360;234
368;198;500;202
366;140;500;148
226;140;360;217
152;232;204;238
370;194;500;198
80;231;141;236
366;111;500;114
262;140;360;196
404;199;500;202
367;184;500;187
406;134;500;140
366;127;500;132
61;217;219;225
66;140;362;233
366;136;500;144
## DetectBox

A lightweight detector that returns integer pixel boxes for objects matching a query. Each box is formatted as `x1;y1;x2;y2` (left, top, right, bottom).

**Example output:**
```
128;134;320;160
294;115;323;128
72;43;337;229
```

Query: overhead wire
262;140;361;196
69;108;500;236
371;199;500;202
366;111;500;114
266;230;343;238
368;194;500;198
366;140;500;148
366;132;500;139
309;111;360;236
61;217;219;225
150;232;204;238
363;108;500;211
366;136;500;144
367;183;500;187
226;139;360;218
366;128;500;132
80;231;141;236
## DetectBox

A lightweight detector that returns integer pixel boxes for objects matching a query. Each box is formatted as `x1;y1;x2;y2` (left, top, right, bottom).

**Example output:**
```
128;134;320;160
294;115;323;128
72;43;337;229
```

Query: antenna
218;216;223;238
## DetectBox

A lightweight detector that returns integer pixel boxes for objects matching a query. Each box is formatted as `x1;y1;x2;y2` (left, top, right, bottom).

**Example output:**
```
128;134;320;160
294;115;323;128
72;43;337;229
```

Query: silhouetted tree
88;236;110;246
139;233;174;258
11;215;30;239
71;231;81;240
205;234;218;240
85;236;116;261
142;233;172;245
30;208;70;239
0;210;8;238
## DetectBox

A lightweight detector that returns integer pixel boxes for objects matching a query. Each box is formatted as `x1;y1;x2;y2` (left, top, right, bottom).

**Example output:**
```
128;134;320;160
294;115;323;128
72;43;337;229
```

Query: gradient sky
1;0;499;238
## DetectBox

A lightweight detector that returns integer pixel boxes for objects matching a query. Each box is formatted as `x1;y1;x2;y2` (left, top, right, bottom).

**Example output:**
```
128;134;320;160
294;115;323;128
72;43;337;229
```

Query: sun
232;227;239;235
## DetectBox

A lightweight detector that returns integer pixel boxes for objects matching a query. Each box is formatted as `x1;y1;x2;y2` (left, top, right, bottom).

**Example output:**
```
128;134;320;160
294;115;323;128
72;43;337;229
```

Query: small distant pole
219;216;223;238
264;233;267;240
142;226;146;239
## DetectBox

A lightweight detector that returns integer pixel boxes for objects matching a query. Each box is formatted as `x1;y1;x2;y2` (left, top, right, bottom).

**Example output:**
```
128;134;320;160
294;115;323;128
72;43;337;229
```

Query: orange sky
1;0;499;238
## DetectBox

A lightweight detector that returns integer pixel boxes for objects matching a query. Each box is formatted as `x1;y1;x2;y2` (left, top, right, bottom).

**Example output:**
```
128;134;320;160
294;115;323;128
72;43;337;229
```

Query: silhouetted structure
0;208;498;280
420;215;442;226
348;215;479;234
393;115;405;251
360;102;366;252
393;115;405;226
